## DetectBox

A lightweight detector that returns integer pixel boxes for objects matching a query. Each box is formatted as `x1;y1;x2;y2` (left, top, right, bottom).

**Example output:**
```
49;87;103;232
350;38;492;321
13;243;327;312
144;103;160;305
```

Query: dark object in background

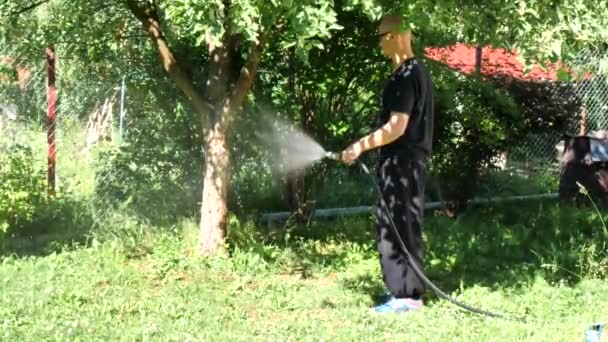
559;134;608;206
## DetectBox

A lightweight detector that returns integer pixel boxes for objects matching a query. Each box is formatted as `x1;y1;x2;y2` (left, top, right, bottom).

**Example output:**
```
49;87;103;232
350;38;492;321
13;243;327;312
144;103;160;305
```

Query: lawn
2;203;607;341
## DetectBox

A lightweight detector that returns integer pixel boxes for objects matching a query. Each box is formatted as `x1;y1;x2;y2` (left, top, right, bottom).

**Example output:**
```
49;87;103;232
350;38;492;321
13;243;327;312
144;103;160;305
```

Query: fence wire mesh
574;49;608;134
2;42;608;210
508;48;608;172
0;42;125;195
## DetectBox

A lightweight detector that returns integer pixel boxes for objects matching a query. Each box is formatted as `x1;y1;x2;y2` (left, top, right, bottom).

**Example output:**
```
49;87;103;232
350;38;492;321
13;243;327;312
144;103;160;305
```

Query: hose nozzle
324;151;341;161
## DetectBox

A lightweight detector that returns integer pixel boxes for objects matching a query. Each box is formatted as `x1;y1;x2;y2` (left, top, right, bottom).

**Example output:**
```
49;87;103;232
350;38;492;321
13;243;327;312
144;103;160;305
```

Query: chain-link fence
0;43;126;196
508;48;608;171
575;49;608;134
2;42;608;217
0;45;46;148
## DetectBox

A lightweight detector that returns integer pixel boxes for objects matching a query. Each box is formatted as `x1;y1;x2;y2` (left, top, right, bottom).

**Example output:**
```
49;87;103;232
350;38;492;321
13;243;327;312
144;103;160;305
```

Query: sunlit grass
2;206;607;341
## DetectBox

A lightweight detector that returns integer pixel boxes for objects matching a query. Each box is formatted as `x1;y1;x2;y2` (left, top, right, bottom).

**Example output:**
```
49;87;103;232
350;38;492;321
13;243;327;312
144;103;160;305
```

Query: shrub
94;143;202;223
93;100;203;223
502;79;581;133
0;145;48;243
427;62;525;211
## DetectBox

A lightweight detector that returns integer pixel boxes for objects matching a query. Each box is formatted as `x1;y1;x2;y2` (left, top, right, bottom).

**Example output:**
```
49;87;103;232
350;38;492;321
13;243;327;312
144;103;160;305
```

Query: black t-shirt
379;57;434;160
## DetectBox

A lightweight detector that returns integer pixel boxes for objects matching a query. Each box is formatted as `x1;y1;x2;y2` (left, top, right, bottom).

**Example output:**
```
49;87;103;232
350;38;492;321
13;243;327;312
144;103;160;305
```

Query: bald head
379;14;407;35
378;14;413;60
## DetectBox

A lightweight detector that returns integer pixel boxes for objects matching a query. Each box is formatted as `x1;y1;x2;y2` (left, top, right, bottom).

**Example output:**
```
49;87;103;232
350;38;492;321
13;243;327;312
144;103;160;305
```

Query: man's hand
341;142;363;165
340;112;409;165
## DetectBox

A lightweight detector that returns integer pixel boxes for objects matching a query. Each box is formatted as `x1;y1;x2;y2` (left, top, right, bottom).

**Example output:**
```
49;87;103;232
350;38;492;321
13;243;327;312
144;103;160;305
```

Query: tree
0;0;382;254
254;5;386;215
120;0;384;254
381;0;608;65
2;0;607;255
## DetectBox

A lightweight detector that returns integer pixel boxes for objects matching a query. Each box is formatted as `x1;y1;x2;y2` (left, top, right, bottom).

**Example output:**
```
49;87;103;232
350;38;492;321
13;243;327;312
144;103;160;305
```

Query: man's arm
342;112;409;164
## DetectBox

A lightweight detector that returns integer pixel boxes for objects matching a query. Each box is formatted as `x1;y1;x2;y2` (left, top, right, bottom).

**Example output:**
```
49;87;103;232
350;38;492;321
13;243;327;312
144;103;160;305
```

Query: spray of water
257;118;331;174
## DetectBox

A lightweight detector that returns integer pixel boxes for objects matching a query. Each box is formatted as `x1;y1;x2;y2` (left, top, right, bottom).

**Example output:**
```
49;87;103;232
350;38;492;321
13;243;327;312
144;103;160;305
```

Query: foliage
228;149;279;213
2;0;607;250
426;203;600;284
428;61;524;208
476;167;560;198
502;80;582;133
229;198;608;285
0;144;48;242
154;0;608;64
381;0;608;64
0;121;98;255
235;7;385;212
161;0;381;53
93;99;203;224
255;7;385;151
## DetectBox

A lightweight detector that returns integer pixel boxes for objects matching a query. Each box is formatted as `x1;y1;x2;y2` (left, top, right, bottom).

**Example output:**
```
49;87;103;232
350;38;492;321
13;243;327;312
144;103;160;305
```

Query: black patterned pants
376;154;426;299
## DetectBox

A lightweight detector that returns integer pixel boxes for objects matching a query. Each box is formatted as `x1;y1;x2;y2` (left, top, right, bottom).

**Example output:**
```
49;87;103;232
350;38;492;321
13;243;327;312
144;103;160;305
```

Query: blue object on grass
373;296;423;313
584;322;606;342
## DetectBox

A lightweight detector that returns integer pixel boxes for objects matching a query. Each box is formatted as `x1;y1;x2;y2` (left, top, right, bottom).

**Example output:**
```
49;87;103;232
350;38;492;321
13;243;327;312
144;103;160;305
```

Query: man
341;14;434;313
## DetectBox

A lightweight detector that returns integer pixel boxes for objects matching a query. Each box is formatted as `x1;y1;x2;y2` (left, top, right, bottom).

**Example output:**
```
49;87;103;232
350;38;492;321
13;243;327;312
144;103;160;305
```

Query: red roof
424;43;563;82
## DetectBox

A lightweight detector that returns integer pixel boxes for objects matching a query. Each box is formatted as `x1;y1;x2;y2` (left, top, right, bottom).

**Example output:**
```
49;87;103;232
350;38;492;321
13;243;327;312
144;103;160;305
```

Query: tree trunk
198;35;265;254
286;169;306;214
475;44;483;74
127;0;265;255
199;121;231;254
197;41;233;255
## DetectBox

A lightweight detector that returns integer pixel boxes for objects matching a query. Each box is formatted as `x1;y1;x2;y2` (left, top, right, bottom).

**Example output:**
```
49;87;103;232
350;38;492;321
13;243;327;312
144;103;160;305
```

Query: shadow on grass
1;197;94;257
423;200;604;291
264;201;608;305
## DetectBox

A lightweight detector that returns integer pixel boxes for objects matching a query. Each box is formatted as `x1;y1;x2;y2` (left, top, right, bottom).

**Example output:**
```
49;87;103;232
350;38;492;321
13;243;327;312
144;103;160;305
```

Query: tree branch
205;35;237;119
3;0;51;17
125;0;209;121
227;33;266;116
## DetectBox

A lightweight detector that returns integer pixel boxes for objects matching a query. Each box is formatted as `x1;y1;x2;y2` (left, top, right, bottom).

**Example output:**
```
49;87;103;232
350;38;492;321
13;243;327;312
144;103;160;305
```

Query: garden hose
325;151;526;322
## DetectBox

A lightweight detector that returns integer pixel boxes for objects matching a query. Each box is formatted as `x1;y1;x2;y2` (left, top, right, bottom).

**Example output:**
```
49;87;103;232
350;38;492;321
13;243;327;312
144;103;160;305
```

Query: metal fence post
46;46;57;196
119;77;126;144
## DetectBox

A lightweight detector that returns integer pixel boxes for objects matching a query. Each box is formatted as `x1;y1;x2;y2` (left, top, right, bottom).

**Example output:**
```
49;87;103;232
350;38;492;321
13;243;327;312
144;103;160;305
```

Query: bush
0;145;48;243
476;167;559;197
93;99;203;223
502;80;581;133
424;201;608;288
427;62;525;211
0;142;94;255
95;144;202;222
230;60;534;213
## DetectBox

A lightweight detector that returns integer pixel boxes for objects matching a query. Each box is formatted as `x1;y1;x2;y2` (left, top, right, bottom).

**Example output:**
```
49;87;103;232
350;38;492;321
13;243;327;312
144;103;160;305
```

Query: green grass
2;204;608;341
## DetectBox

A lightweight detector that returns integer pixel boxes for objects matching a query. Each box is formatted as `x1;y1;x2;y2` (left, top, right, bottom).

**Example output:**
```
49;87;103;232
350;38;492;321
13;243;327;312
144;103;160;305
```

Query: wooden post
475;44;483;73
46;46;57;196
580;104;587;135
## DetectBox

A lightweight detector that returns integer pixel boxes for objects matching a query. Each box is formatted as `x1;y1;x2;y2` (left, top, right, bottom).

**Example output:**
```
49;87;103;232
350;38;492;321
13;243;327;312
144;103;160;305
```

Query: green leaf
556;68;572;82
550;39;562;57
